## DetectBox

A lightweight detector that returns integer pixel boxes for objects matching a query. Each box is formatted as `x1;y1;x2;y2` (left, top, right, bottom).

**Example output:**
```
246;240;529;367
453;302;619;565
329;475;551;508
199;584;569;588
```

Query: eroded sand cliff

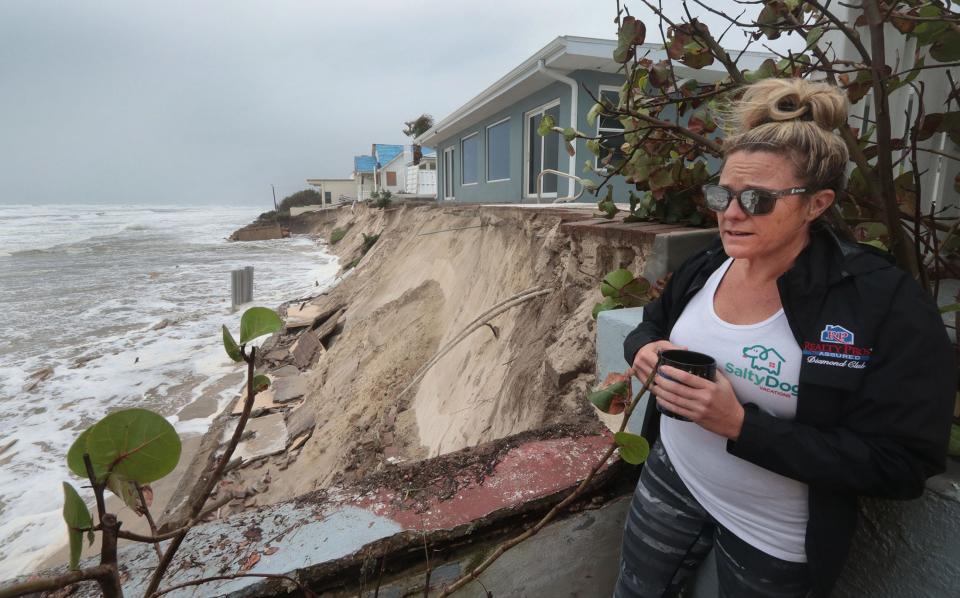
166;202;651;523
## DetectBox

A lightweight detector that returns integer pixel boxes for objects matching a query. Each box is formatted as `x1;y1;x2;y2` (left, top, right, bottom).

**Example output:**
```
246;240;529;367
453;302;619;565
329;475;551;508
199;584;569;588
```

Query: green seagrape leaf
86;408;181;484
222;325;241;362
600;269;636;297
239;307;282;344
931;30;960;63
580;179;598;191
614;432;650;465
586;139;601;156
537;114;556;137
681;43;714;69
562;127;577;142
62;482;93;570
913;6;950;46
744;58;778;84
805;26;823;47
588;381;629;414
591;296;620;319
67;428;96;479
253;374;271;393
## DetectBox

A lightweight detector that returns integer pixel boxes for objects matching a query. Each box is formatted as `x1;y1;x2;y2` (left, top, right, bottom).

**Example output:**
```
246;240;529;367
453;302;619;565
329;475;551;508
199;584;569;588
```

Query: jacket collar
699;224;892;295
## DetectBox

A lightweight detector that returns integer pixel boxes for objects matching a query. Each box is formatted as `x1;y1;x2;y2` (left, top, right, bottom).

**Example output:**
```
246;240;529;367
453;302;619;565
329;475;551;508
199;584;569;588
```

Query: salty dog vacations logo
803;324;872;369
724;344;798;398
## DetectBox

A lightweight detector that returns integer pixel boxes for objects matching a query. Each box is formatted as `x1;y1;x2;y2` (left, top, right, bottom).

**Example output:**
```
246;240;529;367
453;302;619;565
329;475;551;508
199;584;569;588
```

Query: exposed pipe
536;59;578;198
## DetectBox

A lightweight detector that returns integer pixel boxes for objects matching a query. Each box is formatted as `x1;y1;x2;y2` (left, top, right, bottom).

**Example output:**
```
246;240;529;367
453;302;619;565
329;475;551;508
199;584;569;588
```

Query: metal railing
533;169;588;204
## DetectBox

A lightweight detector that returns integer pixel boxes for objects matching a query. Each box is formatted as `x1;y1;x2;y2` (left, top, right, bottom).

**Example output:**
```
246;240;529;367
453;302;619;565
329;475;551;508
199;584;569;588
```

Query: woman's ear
807;189;835;222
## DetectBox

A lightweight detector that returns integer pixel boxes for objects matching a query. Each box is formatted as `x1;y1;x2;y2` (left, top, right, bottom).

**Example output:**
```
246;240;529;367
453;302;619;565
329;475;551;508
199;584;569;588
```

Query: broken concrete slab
230;389;278;415
43;427;620;598
285;401;316;440
283;303;327;329
284;301;343;331
313;307;345;344
272;365;301;378
291;330;322;369
272;375;309;404
222;413;288;462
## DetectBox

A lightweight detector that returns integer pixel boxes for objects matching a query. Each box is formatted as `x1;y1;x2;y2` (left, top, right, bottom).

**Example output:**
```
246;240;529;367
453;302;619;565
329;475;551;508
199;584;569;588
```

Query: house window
324;191;331;202
386;171;397;186
486;118;510;182
597;85;626;167
461;133;479;185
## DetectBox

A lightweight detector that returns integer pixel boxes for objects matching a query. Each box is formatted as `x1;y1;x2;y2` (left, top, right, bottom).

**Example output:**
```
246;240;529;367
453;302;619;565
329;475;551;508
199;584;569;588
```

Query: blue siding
430;69;720;204
432;71;638;204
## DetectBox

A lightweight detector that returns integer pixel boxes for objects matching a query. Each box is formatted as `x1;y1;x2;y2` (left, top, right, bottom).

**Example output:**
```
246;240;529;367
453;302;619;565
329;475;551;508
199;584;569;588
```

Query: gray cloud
0;0;801;206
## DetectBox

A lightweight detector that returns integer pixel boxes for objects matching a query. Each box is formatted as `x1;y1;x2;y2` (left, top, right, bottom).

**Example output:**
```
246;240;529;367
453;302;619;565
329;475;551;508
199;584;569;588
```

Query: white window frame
443;146;455;200
460;131;480;186
523;99;561;199
485;117;511;183
597;84;626;167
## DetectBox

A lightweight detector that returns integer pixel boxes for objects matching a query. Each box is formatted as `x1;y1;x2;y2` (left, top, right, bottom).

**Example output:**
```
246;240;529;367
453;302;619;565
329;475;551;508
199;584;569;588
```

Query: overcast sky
0;1;795;206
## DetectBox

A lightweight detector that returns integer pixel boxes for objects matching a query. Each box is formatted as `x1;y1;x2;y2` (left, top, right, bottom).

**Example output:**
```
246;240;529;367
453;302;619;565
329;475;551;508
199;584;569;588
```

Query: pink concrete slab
351;434;615;531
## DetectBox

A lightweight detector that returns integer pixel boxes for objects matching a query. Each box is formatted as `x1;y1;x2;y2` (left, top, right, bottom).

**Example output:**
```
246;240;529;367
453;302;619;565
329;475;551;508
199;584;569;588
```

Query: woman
614;79;954;598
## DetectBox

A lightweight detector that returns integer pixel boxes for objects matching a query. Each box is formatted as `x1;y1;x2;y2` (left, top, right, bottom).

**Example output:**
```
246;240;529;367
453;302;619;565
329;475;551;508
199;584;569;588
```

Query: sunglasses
702;184;810;216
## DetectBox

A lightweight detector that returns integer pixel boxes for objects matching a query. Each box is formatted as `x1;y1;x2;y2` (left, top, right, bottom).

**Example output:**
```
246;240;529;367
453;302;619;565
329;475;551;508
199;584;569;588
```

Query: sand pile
185;202;649;514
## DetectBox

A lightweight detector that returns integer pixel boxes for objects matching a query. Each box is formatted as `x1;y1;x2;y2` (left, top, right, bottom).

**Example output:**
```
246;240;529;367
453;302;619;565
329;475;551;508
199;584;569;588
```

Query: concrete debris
284;303;326;329
285;401;316;440
312;308;345;344
272;375;308;404
231;389;278;416
223;413;288;462
291;331;322;369
271;365;301;378
289;432;310;452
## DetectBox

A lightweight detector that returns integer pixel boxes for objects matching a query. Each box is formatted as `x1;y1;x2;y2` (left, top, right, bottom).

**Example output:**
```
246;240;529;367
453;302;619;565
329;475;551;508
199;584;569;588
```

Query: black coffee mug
655;349;717;421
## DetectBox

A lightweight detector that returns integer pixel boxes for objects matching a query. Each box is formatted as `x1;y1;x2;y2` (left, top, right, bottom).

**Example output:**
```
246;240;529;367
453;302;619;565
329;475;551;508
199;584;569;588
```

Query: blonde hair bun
733;78;848;134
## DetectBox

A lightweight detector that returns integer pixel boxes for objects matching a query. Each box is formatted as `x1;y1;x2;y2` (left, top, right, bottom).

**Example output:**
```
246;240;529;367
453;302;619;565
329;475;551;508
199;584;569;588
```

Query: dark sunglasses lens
703;186;731;212
740;190;776;215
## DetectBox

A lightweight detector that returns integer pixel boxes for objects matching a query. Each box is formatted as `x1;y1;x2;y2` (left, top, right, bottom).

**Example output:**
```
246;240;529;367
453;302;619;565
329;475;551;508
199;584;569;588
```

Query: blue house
416;36;771;204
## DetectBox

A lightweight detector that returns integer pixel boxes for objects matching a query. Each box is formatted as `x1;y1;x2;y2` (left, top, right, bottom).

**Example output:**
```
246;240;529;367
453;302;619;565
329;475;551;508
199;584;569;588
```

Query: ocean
0;204;339;579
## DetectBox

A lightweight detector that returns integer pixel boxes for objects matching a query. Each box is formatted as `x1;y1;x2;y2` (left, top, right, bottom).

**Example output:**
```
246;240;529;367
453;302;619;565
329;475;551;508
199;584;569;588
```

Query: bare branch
145;346;261;596
0;565;113;598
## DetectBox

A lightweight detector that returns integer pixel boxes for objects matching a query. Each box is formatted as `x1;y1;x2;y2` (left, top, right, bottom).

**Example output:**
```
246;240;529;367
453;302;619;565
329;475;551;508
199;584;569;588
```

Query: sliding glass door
524;100;561;199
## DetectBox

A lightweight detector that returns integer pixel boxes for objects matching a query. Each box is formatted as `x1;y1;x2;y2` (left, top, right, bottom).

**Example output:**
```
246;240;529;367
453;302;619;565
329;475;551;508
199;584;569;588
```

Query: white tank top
660;257;809;562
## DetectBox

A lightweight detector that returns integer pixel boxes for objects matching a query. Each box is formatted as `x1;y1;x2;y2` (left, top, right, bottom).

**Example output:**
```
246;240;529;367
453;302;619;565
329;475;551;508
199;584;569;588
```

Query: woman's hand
653;366;745;440
629;340;685;382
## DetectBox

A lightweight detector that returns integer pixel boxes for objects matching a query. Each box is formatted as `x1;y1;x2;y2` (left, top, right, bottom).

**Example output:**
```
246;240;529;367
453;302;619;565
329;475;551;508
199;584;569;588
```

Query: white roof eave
415;35;775;147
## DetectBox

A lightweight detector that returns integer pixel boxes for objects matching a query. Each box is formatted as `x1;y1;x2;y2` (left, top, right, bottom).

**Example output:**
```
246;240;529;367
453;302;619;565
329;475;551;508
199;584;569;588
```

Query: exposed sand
208;202;651;512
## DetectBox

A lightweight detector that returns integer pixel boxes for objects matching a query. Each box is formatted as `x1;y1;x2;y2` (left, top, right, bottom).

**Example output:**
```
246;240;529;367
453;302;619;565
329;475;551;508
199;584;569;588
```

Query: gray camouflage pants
614;441;812;598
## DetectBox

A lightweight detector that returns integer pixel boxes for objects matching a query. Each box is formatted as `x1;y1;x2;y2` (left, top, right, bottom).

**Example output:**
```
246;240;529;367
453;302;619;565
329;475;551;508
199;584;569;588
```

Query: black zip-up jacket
623;227;955;596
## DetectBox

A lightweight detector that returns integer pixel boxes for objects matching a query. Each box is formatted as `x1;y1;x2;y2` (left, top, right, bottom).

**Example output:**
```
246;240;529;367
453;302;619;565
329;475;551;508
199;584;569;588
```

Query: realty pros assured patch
802;324;872;369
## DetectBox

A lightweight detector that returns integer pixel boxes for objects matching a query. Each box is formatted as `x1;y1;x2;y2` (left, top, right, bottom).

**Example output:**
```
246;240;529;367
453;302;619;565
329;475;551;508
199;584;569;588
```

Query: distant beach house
377;146;437;196
353;154;378;202
416;35;773;204
305;178;355;207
